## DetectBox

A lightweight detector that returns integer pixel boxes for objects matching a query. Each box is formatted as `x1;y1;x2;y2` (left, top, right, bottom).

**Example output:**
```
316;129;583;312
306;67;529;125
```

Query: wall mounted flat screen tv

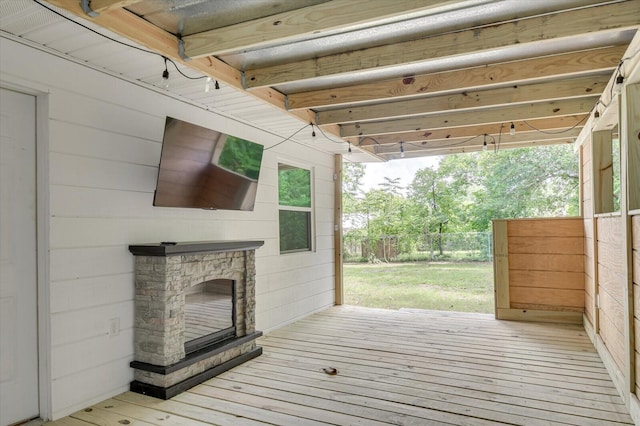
153;117;264;211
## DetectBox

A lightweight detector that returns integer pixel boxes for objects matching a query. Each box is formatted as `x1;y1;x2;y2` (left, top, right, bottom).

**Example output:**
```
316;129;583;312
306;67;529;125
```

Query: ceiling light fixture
613;74;625;95
161;56;169;89
205;77;220;92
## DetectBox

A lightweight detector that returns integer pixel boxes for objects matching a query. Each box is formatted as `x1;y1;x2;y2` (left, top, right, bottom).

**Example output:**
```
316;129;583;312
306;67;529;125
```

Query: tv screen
153;117;264;211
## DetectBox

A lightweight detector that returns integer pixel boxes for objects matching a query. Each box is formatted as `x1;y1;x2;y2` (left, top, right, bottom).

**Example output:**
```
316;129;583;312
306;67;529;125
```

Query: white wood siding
1;37;335;420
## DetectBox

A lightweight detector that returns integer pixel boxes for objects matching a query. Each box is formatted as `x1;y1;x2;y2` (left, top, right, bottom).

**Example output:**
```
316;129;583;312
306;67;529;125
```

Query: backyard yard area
344;261;494;313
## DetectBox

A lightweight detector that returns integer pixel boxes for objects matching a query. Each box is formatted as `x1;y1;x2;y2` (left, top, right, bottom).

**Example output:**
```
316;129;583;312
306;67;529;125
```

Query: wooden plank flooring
47;306;634;425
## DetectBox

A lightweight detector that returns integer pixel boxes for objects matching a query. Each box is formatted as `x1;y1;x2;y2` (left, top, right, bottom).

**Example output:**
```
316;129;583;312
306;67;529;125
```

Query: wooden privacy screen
632;215;640;397
597;216;627;372
494;217;584;324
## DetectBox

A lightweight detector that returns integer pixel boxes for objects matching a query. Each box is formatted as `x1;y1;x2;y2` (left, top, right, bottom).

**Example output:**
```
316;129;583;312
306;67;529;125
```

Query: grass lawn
344;261;494;313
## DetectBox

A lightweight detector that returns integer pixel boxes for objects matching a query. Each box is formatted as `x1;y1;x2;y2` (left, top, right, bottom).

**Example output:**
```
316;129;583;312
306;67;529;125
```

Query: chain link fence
344;232;493;262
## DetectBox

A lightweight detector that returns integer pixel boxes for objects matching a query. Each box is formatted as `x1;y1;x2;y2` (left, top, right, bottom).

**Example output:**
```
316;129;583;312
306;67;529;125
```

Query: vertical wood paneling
627;85;640;211
492;221;509;314
632;215;640;394
596;215;627;386
582;139;594;218
582;138;596;329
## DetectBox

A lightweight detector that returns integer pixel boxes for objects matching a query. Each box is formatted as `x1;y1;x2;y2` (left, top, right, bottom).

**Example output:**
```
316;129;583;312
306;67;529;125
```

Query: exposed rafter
351;115;589;146
369;130;581;155
183;0;462;58
288;45;626;110
244;0;640;88
340;97;599;137
43;0;639;159
317;75;608;125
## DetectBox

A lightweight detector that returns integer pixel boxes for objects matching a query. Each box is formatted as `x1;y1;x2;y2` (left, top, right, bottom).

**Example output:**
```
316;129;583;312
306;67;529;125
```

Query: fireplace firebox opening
184;278;235;354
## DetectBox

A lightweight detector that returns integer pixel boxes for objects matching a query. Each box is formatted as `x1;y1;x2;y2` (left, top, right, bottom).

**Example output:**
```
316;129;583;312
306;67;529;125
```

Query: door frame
1;79;52;421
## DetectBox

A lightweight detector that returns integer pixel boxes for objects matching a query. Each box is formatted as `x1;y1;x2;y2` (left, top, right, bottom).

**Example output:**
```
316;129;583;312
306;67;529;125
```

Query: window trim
277;161;315;254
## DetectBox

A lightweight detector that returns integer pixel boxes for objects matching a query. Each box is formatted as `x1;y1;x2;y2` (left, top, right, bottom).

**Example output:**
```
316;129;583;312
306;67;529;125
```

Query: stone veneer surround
128;241;263;399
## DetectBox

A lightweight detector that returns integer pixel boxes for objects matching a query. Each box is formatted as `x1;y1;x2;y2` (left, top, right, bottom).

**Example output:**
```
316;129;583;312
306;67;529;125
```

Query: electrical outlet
108;318;120;337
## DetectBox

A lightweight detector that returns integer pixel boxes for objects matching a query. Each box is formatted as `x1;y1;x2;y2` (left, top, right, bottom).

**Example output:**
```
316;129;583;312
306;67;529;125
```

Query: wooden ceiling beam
367;138;575;159
245;0;640;88
288;45;625;110
43;0;322;133
350;115;588;146
369;129;582;155
88;1;143;14
317;74;609;125
341;96;598;137
183;0;459;58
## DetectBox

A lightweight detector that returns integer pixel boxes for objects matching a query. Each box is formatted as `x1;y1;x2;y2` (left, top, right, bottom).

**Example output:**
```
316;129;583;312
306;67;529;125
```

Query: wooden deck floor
49;306;634;425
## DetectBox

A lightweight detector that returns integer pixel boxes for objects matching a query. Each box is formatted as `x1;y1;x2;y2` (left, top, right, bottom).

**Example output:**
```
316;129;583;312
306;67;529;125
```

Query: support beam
341;96;598;138
351;115;588;146
88;0;142;13
289;46;626;110
333;154;344;306
184;0;462;58
493;221;510;317
245;0;640;88
317;75;609;125
371;137;574;159
369;130;580;155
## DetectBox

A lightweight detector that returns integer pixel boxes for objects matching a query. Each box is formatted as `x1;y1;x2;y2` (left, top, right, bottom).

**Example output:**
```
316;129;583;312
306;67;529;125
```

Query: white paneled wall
1;37;335;419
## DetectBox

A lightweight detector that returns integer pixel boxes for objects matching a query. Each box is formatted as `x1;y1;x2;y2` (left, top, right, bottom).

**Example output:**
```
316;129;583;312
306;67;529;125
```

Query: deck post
493;220;509;318
334;154;344;305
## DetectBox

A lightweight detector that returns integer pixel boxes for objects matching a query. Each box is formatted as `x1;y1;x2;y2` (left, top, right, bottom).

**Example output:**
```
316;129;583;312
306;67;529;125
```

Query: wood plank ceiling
45;0;640;161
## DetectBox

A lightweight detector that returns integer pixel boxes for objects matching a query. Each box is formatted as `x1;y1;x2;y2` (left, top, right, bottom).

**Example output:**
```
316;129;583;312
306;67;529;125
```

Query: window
592;125;620;214
278;163;313;253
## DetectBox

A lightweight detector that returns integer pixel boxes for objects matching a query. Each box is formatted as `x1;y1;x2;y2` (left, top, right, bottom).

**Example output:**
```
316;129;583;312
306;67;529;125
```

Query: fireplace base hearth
128;241;264;398
130;332;262;399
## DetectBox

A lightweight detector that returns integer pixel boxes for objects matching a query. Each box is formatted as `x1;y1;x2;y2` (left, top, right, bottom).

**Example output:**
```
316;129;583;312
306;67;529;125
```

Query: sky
360;156;442;193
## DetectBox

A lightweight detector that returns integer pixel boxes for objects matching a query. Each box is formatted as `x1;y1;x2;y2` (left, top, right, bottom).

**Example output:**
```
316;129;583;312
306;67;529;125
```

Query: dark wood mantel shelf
128;240;265;257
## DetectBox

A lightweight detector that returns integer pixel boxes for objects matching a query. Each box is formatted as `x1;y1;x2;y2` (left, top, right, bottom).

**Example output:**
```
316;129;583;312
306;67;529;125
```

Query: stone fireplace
128;240;263;399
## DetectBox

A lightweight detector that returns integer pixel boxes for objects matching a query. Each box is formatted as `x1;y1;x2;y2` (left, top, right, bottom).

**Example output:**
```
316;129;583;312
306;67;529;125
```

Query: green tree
341;143;579;260
343;162;365;200
359;180;407;261
470;144;579;230
409;166;456;255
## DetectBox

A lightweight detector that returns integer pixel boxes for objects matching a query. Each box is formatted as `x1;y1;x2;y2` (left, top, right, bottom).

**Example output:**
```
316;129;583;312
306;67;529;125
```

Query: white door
0;88;39;425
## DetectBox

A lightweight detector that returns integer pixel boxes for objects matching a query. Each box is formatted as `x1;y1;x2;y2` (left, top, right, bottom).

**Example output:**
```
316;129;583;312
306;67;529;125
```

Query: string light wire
522;114;589;135
264;123;311;151
32;0;208;82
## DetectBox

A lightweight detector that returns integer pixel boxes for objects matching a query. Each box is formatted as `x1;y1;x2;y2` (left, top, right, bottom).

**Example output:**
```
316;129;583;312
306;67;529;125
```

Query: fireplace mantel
128;240;264;256
128;240;264;399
